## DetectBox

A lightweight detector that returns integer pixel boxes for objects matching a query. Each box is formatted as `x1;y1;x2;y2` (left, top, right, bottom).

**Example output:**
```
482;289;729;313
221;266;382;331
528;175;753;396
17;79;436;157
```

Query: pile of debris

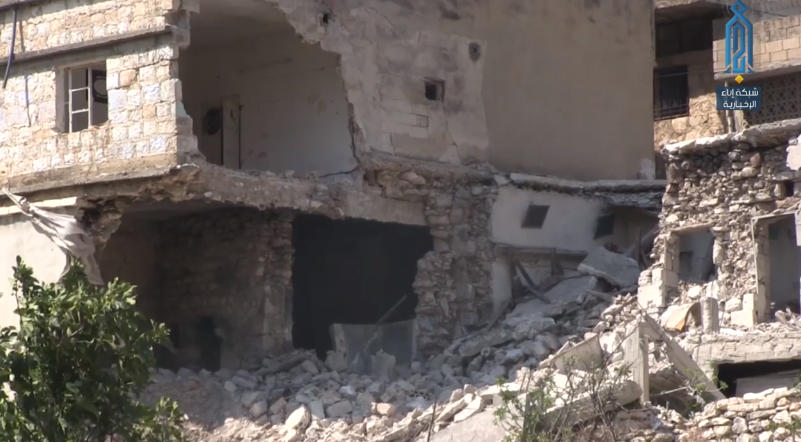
140;246;719;441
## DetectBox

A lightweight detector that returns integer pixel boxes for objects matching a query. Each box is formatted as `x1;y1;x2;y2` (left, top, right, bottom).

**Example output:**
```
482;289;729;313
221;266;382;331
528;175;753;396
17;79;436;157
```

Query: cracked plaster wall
0;0;190;191
269;0;655;181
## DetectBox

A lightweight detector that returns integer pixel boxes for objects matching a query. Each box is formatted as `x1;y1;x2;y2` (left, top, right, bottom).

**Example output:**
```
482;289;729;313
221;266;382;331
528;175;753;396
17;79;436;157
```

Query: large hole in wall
180;0;356;176
717;359;801;398
99;202;291;372
677;230;716;283
290;214;434;361
768;217;801;315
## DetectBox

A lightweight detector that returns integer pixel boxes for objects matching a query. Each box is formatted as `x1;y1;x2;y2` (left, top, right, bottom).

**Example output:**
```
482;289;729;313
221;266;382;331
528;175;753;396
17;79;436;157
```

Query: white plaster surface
180;32;356;177
0;213;69;329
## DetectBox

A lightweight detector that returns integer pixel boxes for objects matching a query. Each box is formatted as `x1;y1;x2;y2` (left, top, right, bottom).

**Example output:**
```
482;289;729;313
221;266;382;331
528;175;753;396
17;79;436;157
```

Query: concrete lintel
190;163;427;225
751;212;795;225
671;223;714;234
505;173;667;192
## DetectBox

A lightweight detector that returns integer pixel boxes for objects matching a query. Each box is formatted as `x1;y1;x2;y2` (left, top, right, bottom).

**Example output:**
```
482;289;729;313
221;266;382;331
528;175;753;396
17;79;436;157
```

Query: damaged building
643;119;801;398
652;0;801;177
0;0;659;374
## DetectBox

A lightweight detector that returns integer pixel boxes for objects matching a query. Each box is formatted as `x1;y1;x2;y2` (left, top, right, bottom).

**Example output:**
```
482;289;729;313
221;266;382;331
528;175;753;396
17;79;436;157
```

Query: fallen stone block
542;334;603;373
543;379;642;427
578;247;641;288
453;396;484;422
436;394;472;423
285;405;311;431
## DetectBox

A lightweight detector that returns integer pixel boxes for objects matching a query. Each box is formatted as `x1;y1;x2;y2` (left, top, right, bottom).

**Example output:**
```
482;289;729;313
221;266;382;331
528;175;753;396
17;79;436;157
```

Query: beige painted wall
654;49;726;150
482;0;655;180
267;0;655;181
0;213;69;329
490;187;656;253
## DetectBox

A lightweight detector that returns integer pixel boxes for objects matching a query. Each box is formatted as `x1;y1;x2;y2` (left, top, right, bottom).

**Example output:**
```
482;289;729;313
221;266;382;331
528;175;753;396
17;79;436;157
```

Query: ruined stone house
653;0;801;177
641;119;801;398
0;0;660;373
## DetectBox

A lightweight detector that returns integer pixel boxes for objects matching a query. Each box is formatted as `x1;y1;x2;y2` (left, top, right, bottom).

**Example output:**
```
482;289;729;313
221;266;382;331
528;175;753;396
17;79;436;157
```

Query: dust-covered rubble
142;246;688;441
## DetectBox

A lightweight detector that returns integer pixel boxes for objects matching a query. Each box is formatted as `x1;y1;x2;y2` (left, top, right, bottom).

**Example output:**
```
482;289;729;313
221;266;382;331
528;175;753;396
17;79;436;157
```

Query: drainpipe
724;80;737;133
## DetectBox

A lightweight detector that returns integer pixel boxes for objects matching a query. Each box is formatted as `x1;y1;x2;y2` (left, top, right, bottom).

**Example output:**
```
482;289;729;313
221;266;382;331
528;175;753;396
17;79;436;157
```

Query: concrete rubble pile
140;247;705;442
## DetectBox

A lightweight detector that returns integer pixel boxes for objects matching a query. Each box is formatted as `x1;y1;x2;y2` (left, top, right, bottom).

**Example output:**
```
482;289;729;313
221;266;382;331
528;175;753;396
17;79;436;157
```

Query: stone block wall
713;13;801;79
642;124;801;329
654;50;726;151
157;208;293;369
374;170;496;355
0;0;190;189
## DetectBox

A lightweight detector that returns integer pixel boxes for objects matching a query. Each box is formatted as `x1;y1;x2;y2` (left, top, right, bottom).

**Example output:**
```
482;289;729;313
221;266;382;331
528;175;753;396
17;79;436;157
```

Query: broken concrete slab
578;247;641;288
542;335;603;373
422;409;506;442
458;329;515;358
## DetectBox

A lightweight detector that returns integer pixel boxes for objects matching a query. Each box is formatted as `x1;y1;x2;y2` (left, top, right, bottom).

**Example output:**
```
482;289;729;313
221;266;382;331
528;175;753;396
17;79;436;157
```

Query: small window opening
653;65;689;120
521;204;550;229
677;230;716;282
783;180;796;197
321;13;330;25
62;63;108;132
202;107;223;136
424;79;445;102
594;213;616;239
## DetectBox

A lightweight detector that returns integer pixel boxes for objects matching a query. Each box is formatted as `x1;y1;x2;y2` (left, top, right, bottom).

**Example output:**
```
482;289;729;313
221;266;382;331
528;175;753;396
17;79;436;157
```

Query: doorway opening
768;216;801;315
290;214;434;360
717;359;801;397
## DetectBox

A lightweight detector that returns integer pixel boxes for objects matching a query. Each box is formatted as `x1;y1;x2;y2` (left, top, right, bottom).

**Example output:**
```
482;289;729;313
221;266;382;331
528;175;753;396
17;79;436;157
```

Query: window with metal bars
653;65;690;121
62;63;108;133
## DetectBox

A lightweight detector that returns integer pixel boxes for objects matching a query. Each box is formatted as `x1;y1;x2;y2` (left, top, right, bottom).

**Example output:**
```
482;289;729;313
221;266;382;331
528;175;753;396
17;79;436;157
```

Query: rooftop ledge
661;118;801;156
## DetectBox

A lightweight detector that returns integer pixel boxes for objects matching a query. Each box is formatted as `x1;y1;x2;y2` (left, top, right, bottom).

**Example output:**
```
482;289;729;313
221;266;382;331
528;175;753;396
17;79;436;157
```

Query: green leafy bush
0;257;185;442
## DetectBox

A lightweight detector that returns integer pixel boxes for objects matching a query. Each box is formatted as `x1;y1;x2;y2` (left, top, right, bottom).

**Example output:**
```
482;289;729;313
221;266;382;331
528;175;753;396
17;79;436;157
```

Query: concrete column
623;322;649;404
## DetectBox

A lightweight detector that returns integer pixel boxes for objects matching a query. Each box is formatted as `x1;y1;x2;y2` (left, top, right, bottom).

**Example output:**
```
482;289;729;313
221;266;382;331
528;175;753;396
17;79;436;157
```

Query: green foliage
0;257;186;442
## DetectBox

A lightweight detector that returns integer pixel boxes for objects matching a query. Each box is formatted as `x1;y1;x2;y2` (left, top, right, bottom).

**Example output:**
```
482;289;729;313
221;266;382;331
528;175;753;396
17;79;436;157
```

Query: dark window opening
784;180;796;197
768;217;801;316
656;18;713;58
678;230;716;283
594;213;616;239
521;204;550;229
291;215;434;360
654;65;690;120
321;13;330;25
424;79;445;102
718;360;801;398
195;316;223;372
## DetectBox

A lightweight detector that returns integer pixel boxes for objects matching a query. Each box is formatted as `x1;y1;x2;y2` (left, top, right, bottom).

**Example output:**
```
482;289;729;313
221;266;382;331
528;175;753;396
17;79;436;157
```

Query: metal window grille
654;65;690;120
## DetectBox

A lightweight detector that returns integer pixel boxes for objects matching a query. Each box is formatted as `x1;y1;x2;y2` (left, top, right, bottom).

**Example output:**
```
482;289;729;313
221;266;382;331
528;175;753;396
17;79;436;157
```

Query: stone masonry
157;209;294;369
0;0;189;190
640;119;801;327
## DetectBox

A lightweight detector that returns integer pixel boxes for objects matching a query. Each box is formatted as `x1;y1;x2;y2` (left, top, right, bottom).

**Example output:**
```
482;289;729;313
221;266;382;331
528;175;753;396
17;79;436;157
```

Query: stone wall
157;208;294;369
378;170;497;355
684;388;801;441
654;50;727;151
0;0;191;190
640;121;801;330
